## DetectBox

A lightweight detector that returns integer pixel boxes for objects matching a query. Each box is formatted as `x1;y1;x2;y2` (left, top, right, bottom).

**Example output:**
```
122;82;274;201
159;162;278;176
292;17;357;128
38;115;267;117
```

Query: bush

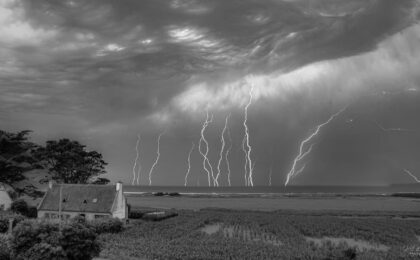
26;207;38;218
72;215;86;224
142;211;178;222
0;235;11;260
343;248;357;259
89;218;123;234
10;199;29;216
0;214;26;233
60;223;100;260
7;190;18;200
129;210;146;219
10;220;100;260
0;219;8;233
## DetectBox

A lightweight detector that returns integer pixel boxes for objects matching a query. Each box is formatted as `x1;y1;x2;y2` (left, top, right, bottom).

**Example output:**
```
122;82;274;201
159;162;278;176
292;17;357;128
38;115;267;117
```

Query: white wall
112;185;127;219
38;210;112;221
0;190;12;211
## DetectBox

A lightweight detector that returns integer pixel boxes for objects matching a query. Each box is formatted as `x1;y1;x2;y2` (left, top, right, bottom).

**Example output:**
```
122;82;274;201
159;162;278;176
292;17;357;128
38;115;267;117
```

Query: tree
90;177;110;185
0;161;25;184
11;199;29;216
35;139;107;184
0;130;38;184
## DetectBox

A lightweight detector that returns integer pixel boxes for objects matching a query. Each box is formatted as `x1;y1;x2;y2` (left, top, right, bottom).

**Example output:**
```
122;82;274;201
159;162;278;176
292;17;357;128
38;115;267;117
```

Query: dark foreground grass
99;209;420;260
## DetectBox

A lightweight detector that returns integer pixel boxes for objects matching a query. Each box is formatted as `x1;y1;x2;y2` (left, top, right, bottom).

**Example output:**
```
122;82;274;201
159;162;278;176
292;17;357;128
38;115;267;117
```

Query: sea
123;184;420;196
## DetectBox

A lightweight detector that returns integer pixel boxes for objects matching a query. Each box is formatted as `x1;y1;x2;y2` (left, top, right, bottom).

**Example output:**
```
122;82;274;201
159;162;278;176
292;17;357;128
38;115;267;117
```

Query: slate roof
38;184;117;213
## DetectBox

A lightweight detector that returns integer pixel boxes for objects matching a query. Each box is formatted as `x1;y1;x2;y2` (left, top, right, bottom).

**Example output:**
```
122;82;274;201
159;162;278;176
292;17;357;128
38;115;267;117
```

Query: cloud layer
1;0;420;185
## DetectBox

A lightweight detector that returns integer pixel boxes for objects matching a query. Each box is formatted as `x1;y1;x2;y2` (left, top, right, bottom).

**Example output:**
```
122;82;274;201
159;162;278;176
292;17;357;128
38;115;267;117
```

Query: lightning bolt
198;110;215;186
285;108;346;186
294;164;307;178
242;135;248;186
148;130;165;186
184;142;195;187
215;114;231;187
225;124;233;187
403;169;420;183
269;166;272;186
243;81;255;187
132;134;141;185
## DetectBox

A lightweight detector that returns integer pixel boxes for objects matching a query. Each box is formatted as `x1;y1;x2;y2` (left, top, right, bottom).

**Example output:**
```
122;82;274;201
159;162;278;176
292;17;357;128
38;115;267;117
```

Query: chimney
116;181;123;191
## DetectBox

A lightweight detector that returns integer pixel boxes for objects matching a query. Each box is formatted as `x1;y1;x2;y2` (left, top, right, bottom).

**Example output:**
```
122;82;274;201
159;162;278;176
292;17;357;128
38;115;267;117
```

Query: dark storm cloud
2;0;418;123
1;0;420;185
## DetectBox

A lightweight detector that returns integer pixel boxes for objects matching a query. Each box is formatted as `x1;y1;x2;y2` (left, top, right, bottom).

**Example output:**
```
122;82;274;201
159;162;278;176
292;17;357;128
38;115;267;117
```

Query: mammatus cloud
1;0;420;185
170;23;420;121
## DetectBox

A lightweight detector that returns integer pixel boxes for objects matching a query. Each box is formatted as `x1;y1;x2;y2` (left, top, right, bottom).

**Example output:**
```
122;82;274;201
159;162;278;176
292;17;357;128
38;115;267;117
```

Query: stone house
37;182;127;221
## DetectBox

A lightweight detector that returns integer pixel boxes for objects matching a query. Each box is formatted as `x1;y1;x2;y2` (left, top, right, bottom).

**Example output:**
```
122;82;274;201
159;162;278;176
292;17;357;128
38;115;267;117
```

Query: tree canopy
35;139;108;184
1;130;109;187
0;130;37;184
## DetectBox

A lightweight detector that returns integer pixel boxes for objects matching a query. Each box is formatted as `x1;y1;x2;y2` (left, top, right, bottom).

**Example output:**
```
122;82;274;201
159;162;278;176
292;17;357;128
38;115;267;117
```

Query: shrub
23;242;66;260
343;248;357;259
60;222;100;260
71;215;86;224
10;220;100;260
0;235;11;260
10;199;29;216
0;214;26;233
142;211;178;222
89;218;123;234
0;219;8;233
129;210;145;219
7;190;17;200
26;206;38;218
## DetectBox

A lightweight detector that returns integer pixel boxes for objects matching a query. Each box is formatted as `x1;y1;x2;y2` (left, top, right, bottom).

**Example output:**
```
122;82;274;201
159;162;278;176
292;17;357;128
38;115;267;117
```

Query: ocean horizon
123;184;420;195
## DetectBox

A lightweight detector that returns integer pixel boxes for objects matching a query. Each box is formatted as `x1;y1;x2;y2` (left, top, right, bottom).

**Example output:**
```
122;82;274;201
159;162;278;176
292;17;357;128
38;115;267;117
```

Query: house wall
0;190;12;211
38;210;111;221
112;186;127;219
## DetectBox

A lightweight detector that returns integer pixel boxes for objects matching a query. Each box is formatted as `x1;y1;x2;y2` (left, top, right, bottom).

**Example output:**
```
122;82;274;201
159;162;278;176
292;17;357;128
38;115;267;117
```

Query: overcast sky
1;0;420;186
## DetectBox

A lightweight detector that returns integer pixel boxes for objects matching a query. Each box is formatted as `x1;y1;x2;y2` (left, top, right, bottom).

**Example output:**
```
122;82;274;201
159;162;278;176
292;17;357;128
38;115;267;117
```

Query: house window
50;213;58;219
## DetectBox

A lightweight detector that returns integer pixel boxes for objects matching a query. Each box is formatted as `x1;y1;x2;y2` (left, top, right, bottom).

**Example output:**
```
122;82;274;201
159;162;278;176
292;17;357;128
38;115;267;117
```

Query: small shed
37;182;127;221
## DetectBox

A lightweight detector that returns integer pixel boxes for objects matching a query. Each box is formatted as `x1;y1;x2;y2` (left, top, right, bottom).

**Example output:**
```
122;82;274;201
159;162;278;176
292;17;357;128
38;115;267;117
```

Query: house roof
38;184;117;213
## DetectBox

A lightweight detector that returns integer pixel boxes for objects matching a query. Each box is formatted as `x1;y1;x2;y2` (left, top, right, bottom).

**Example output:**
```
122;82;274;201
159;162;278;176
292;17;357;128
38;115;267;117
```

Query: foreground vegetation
99;209;420;260
0;214;124;260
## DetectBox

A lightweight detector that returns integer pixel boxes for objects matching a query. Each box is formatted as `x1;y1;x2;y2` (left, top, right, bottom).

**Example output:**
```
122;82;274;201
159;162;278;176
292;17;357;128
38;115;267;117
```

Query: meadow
99;208;420;260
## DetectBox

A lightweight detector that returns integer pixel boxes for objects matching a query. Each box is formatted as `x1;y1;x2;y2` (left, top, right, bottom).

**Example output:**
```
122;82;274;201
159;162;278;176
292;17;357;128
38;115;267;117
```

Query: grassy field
125;195;420;212
98;208;420;260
